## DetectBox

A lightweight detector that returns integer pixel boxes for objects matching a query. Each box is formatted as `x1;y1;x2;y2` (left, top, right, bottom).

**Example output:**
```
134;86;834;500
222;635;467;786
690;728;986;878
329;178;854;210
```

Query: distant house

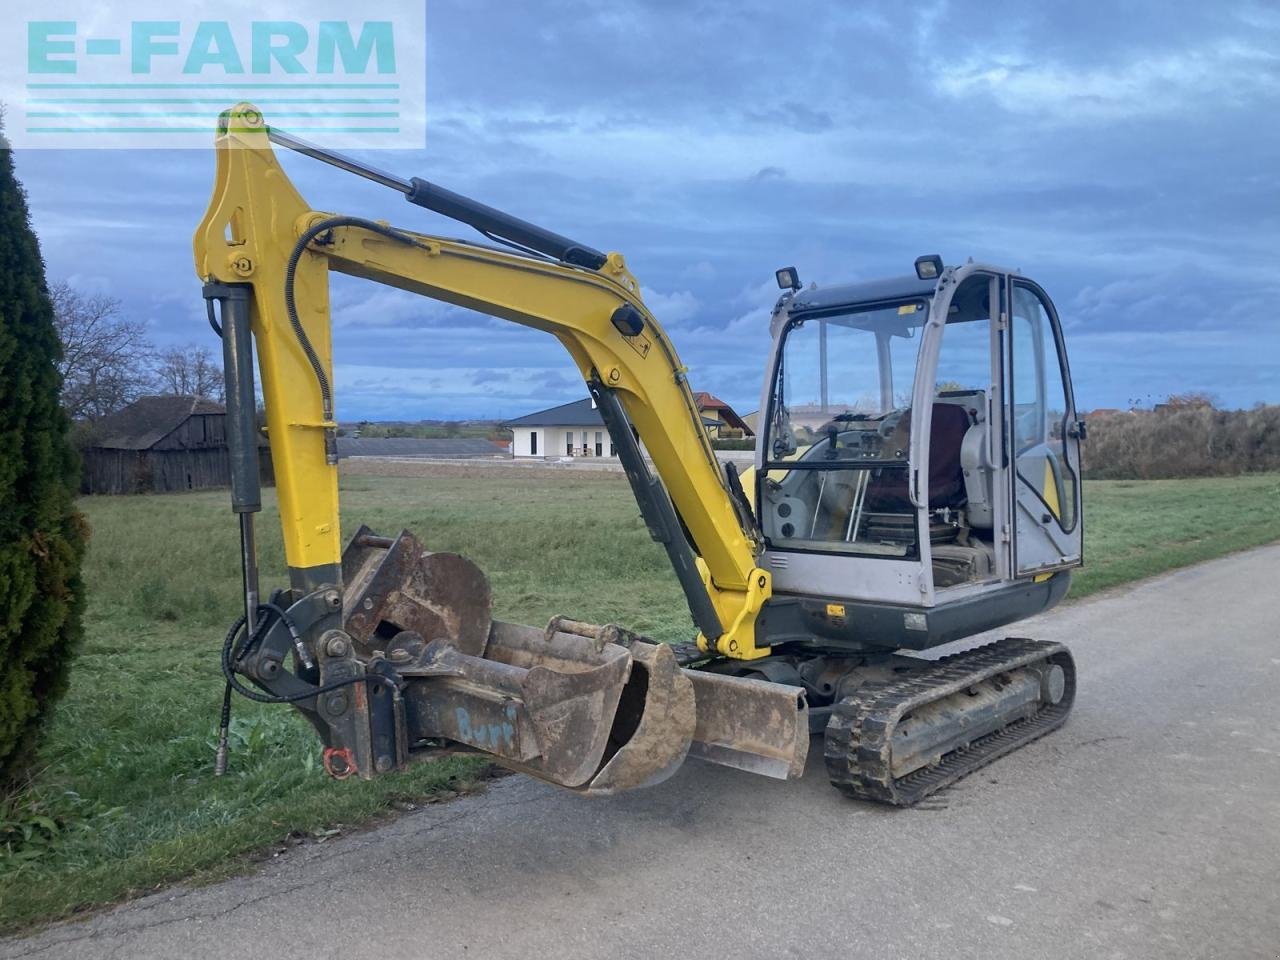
504;397;616;459
691;391;753;438
505;392;749;459
80;395;274;495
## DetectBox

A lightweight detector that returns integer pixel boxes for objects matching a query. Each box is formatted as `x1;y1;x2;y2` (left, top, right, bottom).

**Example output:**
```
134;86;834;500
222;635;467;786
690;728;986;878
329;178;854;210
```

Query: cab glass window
760;301;926;558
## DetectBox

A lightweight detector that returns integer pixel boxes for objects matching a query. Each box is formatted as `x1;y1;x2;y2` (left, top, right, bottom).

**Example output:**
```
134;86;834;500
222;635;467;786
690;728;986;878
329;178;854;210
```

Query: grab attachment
397;622;695;792
230;527;807;793
323;529;696;791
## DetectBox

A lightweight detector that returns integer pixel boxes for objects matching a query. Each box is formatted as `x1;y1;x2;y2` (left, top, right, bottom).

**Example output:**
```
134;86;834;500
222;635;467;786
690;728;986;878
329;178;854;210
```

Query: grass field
2;468;1279;934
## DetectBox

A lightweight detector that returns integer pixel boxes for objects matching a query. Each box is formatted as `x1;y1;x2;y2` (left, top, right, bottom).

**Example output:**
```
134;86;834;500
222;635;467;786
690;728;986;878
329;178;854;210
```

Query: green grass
1070;474;1280;598
2;470;1278;934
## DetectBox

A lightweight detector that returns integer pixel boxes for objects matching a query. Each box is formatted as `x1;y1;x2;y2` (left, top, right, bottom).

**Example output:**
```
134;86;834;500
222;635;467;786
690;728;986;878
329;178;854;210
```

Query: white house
505;397;618;459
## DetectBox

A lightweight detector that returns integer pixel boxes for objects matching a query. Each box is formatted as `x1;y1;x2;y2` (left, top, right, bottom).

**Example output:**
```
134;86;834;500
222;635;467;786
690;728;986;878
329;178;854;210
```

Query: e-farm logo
3;1;426;149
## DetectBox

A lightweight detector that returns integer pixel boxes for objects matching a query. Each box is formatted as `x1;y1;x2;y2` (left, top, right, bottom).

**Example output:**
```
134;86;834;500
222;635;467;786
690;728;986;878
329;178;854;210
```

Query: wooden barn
80;395;274;495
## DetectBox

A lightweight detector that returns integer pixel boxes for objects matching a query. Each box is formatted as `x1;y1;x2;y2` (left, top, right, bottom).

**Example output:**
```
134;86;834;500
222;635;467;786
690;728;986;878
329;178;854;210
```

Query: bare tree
49;281;154;420
152;343;224;401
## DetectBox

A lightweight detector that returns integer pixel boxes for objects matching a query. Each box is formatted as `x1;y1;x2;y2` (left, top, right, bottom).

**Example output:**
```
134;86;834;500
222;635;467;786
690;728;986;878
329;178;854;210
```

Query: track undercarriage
685;636;1075;805
820;639;1074;804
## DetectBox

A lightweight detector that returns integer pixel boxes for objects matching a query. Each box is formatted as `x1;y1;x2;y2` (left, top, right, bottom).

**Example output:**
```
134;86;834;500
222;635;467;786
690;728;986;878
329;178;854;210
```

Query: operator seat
865;403;971;510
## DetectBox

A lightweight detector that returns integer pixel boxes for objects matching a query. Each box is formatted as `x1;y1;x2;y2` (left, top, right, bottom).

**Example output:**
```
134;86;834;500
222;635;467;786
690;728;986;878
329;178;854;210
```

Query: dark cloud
744;103;834;134
16;0;1280;417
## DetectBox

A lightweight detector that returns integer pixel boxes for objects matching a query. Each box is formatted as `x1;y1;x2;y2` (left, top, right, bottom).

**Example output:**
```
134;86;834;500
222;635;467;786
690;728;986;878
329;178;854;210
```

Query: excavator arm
195;104;768;661
193;105;806;792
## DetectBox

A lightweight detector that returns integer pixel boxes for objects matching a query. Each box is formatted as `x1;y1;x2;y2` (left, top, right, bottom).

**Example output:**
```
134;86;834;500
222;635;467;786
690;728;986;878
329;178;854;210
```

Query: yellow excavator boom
195;104;770;661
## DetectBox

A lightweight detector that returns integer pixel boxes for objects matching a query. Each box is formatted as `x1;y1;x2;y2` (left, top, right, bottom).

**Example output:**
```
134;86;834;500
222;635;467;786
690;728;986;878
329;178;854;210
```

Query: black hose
206;298;223;337
282;216;423;424
220;607;396;705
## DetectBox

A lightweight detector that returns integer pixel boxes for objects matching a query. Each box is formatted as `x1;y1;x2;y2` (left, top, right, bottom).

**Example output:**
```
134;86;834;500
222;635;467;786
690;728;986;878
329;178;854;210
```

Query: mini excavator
195;105;1084;804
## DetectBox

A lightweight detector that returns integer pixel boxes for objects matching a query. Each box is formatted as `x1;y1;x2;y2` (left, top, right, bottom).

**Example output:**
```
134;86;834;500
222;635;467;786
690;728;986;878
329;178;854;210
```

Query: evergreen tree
0;117;87;784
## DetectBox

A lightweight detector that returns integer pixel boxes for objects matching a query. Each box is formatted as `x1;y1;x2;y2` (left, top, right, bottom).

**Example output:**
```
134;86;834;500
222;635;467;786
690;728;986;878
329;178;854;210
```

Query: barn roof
92;396;225;450
504;397;604;427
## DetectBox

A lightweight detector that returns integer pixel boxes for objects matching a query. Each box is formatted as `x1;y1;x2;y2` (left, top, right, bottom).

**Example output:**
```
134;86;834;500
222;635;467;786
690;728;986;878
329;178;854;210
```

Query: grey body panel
764;572;1071;652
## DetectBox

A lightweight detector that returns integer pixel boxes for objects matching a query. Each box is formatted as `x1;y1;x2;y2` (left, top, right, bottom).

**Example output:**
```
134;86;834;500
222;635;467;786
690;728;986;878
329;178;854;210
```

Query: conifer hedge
0;121;87;785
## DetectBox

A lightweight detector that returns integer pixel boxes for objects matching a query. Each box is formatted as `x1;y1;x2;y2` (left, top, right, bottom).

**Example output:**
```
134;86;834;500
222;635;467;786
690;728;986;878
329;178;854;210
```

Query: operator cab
755;260;1084;652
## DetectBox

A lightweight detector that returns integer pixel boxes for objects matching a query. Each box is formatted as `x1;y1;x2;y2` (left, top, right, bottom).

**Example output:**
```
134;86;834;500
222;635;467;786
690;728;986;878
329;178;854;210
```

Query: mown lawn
2;469;1278;934
1070;474;1280;597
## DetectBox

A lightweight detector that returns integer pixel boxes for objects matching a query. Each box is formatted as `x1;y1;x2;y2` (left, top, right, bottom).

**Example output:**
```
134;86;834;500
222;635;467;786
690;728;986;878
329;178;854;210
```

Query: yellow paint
194;104;770;658
1042;458;1061;520
737;463;762;518
193;107;338;576
694;559;771;659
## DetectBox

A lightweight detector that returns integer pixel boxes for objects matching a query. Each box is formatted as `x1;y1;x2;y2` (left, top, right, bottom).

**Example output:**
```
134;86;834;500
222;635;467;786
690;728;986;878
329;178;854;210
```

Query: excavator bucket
333;528;806;792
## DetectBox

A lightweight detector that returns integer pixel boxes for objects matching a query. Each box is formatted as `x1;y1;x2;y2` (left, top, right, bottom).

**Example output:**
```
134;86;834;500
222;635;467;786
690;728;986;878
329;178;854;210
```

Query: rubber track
824;637;1076;806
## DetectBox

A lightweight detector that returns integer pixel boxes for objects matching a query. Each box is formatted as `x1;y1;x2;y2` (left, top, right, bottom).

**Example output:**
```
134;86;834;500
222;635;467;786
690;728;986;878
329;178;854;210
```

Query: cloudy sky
17;0;1280;419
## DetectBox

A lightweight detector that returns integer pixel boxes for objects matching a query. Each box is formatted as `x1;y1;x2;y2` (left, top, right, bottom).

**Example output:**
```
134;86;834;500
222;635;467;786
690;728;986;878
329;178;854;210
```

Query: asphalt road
5;545;1279;960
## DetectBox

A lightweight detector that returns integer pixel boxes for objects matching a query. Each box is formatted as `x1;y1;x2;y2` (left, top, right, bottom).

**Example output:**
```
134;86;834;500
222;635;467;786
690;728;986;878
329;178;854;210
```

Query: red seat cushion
865;403;971;510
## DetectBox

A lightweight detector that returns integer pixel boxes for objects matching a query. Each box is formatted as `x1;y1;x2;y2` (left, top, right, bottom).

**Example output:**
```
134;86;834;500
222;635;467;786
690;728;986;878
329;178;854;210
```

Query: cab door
1006;280;1083;574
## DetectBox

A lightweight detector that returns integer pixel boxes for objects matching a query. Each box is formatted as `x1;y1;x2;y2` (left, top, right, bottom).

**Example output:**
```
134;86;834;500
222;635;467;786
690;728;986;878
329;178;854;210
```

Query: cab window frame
1008;279;1080;536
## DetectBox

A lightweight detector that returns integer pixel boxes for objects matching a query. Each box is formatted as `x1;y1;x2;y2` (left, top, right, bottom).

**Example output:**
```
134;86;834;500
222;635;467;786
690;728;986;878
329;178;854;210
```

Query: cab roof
787;274;938;315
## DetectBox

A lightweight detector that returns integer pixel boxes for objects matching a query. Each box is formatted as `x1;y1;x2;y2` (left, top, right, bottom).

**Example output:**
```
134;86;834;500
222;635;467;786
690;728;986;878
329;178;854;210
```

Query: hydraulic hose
282;216;423;460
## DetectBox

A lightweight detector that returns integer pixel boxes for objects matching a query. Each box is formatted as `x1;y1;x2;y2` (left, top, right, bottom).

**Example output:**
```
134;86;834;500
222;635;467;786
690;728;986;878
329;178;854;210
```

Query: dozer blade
686;671;808;780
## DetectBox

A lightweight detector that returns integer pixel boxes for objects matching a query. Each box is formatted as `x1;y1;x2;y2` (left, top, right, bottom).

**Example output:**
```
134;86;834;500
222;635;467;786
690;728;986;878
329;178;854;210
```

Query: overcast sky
17;0;1280;419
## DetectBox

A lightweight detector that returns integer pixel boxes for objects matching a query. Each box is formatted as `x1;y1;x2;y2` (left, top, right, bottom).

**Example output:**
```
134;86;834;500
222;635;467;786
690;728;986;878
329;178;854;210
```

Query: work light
914;255;944;280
